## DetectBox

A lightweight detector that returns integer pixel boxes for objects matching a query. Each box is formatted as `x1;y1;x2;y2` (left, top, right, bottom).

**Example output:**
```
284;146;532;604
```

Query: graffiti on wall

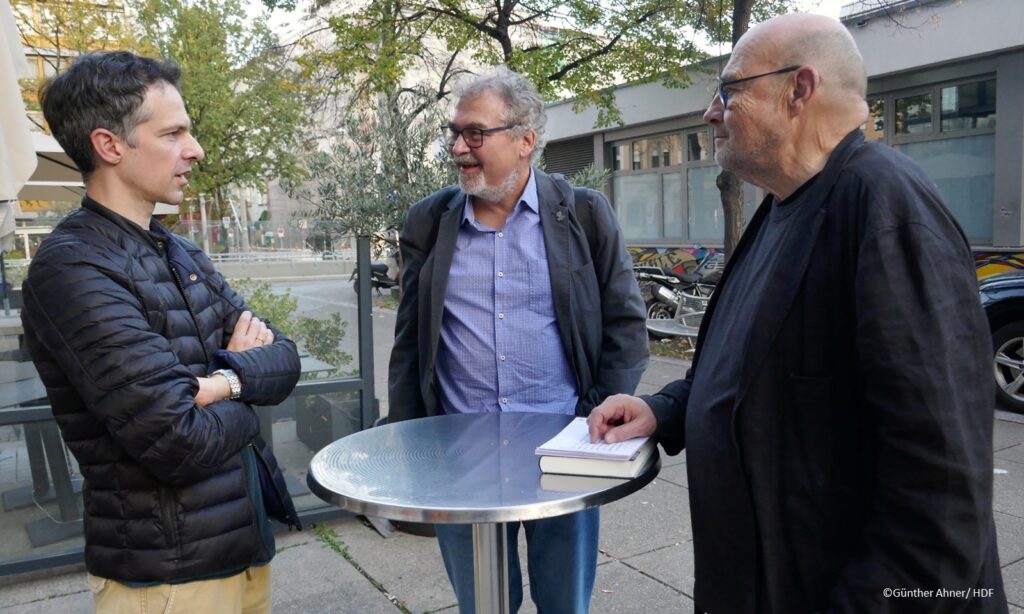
976;252;1024;280
630;247;1024;281
628;246;721;274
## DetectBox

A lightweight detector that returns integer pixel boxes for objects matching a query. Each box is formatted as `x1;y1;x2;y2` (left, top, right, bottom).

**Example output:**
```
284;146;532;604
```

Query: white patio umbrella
0;0;36;245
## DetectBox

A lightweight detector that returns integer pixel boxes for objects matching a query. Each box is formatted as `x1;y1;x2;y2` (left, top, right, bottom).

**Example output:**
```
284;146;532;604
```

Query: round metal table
307;412;660;613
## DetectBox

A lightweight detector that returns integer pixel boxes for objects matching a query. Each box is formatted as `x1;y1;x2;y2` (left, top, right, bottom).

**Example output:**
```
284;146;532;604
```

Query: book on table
535;417;655;478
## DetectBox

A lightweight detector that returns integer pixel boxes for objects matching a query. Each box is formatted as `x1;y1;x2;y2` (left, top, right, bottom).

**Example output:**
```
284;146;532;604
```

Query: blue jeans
435;508;599;614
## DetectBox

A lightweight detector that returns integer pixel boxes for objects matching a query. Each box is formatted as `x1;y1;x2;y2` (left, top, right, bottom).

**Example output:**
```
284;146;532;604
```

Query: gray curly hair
455;65;547;164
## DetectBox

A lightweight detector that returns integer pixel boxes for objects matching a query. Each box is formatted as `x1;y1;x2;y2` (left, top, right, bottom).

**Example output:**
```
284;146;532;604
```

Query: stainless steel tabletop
307;412;660;524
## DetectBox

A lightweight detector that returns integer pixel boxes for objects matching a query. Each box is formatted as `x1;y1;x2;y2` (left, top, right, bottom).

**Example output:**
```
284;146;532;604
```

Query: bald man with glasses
589;13;1006;614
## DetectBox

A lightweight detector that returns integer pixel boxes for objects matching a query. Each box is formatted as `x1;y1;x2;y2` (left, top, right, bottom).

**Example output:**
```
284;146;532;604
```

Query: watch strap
213;369;242;400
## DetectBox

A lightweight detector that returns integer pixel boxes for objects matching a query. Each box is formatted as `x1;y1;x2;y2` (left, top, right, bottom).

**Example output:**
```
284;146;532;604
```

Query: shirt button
189;273;198;282
497;232;504;238
500;355;506;361
497;272;504;278
501;397;509;404
498;313;504;320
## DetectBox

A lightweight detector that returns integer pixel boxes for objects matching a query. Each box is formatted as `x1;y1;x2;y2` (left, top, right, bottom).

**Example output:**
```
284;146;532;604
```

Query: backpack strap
573;186;597;261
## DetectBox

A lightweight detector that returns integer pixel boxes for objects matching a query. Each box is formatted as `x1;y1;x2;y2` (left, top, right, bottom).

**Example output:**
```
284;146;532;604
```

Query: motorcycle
350;262;399;296
635;252;723;339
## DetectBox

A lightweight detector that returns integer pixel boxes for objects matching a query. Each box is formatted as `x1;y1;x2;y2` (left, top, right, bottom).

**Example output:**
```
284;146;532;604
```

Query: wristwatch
213;369;242;400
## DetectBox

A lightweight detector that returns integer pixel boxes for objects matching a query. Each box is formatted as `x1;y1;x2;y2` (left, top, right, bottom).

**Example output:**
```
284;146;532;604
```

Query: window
663;173;683;238
609;127;719;243
941;79;996;132
864;97;885;142
873;76;997;244
613;173;659;239
901;135;995;243
687;166;723;242
687;132;711;161
611;143;629;171
895;93;932;135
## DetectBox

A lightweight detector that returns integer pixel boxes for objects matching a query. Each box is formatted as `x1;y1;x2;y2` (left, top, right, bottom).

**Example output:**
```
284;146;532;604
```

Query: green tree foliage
295;0;733;127
13;0;137;115
232;279;353;378
287;95;456;252
135;0;309;195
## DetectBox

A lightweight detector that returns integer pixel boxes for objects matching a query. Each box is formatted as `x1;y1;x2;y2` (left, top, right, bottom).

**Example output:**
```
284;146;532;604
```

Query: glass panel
631;140;646;170
649;137;663;168
895;93;932;135
687;131;711;162
0;316;85;564
612;174;660;240
662;173;683;240
233;278;358;380
941;79;996;132
611;143;629;171
0;418;86;566
864;97;885;141
688;165;724;242
899;134;995;244
669;134;683;166
0;206;371;570
255;388;362;512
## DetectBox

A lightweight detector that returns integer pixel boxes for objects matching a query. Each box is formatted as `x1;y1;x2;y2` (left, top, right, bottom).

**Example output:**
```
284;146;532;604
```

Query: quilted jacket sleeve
22;246;259;487
199;252;302;407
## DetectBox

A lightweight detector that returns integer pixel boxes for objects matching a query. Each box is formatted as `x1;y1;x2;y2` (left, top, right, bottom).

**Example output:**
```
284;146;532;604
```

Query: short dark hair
39;51;182;179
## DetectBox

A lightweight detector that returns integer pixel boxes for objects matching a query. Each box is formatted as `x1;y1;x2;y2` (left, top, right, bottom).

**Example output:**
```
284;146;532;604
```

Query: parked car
980;270;1024;412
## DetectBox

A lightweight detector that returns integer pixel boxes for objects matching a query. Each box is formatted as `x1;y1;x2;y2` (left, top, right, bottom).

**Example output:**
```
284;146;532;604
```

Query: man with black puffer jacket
21;51;302;613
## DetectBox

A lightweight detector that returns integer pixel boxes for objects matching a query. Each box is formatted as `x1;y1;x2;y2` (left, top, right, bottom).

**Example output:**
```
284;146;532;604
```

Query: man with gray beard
387;66;648;613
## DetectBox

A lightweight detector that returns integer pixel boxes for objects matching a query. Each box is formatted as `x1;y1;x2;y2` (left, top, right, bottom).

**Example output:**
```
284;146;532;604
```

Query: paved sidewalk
3;308;1024;612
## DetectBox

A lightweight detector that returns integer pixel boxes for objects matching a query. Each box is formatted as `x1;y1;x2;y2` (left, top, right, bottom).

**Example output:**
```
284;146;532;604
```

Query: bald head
704;13;870;198
739;13;867;104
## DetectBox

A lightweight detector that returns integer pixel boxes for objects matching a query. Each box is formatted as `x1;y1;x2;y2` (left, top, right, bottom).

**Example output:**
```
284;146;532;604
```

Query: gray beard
460;166;522;204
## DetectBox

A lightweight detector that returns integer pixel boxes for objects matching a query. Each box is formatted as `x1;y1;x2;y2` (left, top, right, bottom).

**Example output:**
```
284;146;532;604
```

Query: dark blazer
647;132;1006;613
388;169;648;422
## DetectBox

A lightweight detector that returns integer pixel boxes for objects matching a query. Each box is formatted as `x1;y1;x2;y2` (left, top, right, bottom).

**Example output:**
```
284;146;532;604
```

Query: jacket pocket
158;486;180;552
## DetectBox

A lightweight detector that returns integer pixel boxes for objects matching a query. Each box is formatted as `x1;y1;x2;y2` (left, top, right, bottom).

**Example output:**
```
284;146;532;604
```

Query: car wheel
993;321;1024;413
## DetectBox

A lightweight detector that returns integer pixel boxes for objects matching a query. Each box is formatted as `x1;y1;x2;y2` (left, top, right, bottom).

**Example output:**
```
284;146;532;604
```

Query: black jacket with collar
388;169;648;421
647;132;1005;613
21;197;302;584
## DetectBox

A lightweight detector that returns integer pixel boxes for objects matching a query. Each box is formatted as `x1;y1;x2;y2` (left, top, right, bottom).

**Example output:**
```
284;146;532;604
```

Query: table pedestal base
472;522;510;614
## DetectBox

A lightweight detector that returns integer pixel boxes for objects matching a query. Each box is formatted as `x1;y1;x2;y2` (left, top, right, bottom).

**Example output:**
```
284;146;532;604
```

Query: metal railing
206;249;356;264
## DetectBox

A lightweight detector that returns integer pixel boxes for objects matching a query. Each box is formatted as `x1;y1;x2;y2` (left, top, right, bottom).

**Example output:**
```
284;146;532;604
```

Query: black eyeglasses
445;124;517;148
714;65;800;108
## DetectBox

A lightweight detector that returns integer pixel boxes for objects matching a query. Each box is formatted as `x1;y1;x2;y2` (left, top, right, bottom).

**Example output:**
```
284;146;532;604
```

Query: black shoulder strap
573;186;597;260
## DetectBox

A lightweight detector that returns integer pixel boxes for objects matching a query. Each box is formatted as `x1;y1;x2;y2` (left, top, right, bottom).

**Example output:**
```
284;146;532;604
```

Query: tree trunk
717;170;745;259
717;0;753;260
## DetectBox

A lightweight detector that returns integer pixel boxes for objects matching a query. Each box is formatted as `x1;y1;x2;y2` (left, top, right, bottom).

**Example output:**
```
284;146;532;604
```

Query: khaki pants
88;565;271;614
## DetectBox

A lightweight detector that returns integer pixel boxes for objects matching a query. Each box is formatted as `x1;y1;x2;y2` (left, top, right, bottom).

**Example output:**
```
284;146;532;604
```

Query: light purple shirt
435;169;579;415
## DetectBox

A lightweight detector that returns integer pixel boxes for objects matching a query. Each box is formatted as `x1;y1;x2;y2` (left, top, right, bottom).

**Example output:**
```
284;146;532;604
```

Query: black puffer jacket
21;197;302;584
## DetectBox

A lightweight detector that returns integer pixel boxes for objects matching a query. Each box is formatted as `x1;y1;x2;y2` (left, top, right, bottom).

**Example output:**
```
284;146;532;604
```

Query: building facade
542;0;1024;277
